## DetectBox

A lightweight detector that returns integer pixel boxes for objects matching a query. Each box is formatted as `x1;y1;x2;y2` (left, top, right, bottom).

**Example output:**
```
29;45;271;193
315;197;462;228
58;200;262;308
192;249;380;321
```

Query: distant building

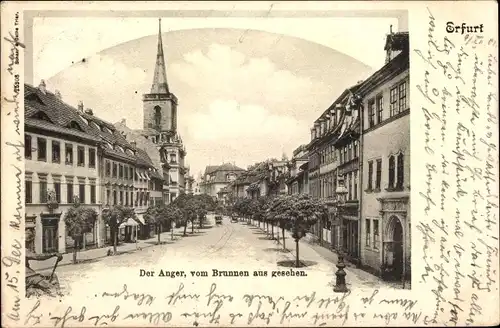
200;163;245;198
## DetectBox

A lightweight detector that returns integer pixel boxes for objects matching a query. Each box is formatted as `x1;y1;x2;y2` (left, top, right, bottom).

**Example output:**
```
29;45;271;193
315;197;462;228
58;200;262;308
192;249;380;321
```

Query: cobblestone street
30;215;403;298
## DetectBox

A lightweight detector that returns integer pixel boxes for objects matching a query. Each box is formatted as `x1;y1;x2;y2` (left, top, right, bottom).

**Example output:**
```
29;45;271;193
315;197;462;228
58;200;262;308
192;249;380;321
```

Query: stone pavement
29;225;190;273
246;220;410;289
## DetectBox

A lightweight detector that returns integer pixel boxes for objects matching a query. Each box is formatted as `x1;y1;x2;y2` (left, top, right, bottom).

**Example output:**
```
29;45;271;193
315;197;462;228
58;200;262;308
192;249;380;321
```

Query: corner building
359;31;410;281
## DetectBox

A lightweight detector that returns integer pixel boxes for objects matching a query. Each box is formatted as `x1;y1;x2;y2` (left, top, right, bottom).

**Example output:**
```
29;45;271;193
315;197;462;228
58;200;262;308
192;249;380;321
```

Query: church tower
143;18;178;133
142;18;188;202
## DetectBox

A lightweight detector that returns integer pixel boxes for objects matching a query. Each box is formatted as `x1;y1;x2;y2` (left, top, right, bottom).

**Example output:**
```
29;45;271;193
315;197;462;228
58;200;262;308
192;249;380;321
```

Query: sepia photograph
1;1;498;327
23;11;410;299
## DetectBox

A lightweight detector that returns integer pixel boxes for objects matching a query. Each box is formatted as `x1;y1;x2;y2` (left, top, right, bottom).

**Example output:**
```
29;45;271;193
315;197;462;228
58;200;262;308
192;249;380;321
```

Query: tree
102;205;136;254
193;195;210;228
144;205;167;245
268;194;328;267
267;195;291;248
163;204;183;240
64;201;98;264
172;194;197;236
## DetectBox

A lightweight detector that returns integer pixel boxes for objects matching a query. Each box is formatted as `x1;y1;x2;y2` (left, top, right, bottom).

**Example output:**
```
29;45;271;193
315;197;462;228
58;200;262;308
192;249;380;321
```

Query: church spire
151;18;170;94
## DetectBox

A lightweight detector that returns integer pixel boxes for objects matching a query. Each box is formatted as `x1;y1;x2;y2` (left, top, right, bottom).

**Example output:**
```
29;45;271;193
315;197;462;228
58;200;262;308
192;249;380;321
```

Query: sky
30;15;402;176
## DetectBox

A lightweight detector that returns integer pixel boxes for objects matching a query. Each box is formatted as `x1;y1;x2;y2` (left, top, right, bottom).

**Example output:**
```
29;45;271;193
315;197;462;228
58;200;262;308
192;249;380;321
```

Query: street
31;215;403;298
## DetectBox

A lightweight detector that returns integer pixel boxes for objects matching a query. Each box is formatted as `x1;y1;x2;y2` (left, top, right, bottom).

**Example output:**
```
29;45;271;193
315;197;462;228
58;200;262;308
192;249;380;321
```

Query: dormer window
32;111;53;123
26;93;45;106
69;121;84;131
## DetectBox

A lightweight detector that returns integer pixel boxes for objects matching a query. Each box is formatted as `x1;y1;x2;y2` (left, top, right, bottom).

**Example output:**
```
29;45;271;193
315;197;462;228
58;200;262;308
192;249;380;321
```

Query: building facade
25;83;102;254
307;84;362;261
358;31;410;280
200;163;245;199
286;145;309;196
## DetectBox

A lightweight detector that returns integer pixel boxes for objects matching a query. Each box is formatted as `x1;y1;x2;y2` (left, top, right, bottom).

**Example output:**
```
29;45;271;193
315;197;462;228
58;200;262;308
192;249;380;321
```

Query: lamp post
334;175;349;293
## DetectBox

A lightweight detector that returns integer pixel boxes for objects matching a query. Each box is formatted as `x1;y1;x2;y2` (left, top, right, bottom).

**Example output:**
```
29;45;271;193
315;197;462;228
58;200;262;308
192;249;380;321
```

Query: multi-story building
286;144;309;195
358;30;410;281
25;80;169;254
78;102;157;244
307;83;362;260
231;172;253;198
200;163;245;199
25;82;102;254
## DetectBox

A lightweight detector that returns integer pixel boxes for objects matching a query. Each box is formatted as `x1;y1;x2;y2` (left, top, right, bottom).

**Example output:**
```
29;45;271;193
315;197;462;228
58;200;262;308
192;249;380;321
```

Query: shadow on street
276;259;318;268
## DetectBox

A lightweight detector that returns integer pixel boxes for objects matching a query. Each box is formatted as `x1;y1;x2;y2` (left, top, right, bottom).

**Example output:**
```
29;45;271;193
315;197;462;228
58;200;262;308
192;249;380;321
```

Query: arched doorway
383;215;404;281
392;217;404;279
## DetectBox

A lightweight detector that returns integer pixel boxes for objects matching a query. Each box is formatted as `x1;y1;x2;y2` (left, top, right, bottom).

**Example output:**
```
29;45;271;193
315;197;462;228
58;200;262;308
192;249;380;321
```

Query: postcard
1;1;498;327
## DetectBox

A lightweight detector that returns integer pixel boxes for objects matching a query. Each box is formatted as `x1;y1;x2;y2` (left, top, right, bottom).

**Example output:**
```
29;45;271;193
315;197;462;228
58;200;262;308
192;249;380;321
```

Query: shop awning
120;217;139;228
136;214;146;225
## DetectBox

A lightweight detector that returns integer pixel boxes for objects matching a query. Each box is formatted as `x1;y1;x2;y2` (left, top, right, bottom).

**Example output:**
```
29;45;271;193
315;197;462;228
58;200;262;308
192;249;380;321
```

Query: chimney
131;141;137;148
84;108;93;115
54;90;62;99
120;118;126;126
78;101;84;112
38;80;46;94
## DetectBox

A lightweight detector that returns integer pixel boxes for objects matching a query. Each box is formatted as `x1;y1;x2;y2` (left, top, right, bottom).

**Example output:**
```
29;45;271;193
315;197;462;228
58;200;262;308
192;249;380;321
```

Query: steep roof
25;83;155;167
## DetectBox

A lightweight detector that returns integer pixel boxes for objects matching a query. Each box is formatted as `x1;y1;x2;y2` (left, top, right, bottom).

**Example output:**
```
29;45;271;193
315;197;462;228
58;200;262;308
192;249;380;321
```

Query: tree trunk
199;216;203;228
271;224;274;240
113;227;117;255
295;238;300;268
171;222;174;240
276;229;280;244
183;222;188;236
72;239;78;264
82;233;86;251
157;225;161;245
191;220;195;234
282;227;286;250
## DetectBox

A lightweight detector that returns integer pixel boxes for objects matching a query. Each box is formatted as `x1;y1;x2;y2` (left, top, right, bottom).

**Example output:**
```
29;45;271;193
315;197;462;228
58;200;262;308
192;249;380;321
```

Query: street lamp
334;175;349;293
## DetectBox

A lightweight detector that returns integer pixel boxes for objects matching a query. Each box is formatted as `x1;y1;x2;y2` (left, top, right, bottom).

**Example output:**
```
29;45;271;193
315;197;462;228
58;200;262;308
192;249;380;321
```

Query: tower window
154;106;162;127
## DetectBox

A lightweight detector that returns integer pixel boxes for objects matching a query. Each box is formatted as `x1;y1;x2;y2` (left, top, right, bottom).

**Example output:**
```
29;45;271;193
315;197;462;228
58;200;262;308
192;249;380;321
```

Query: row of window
25;181;96;204
314;170;359;201
25;135;96;167
105;189;150;207
367;79;408;129
105;160;135;180
365;218;380;249
367;153;405;191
